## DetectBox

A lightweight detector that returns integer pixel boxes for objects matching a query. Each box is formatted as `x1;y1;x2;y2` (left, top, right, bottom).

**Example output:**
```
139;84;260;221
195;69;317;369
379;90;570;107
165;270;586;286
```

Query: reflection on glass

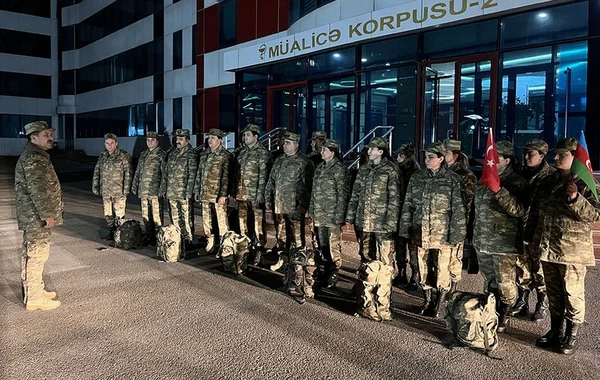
458;60;490;158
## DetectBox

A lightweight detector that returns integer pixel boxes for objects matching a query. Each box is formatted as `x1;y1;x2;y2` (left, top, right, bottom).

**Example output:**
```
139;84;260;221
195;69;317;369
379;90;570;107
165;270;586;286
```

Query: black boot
407;269;420;290
419;289;433;315
251;245;262;266
434;288;449;319
497;302;512;333
536;315;564;348
510;288;530;317
560;320;581;355
325;267;339;289
102;227;116;241
393;263;408;286
531;291;548;322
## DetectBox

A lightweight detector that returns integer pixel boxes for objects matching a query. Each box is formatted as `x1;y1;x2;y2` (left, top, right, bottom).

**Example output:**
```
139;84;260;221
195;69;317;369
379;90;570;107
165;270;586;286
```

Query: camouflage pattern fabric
446;292;498;352
347;157;400;233
161;144;198;200
477;251;518;305
355;260;394;321
114;219;142;250
219;231;250;275
284;247;318;300
168;199;194;240
103;195;126;228
157;225;182;262
274;214;303;250
233;142;270;203
417;247;453;291
201;202;229;240
448;160;477;216
21;229;52;304
356;232;396;276
238;201;266;246
542;262;587;324
309;159;350;227
265;151;314;216
315;226;343;269
140;196;163;238
92;148;132;197
195;145;232;202
396;237;419;274
132;146;166;198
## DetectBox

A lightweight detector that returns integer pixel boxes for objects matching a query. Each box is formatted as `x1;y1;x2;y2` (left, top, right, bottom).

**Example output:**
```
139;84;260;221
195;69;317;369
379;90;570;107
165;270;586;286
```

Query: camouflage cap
366;137;389;149
444;139;461;152
554;137;578;154
104;133;118;141
394;143;415;157
310;131;327;141
425;141;447;156
24;121;54;135
277;129;288;137
146;131;159;139
496;140;514;157
209;128;226;138
323;139;340;150
175;129;190;137
242;124;260;134
284;132;300;142
523;139;549;154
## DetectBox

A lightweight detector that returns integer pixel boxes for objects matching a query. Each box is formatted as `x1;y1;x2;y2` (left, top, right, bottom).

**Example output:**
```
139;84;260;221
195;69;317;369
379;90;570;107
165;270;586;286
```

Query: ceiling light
537;12;548;19
333;53;341;58
361;58;367;62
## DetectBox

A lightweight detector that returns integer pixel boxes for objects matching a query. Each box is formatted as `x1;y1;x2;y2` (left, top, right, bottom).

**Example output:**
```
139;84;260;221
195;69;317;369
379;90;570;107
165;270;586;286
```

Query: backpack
445;291;499;353
114;220;142;250
354;260;393;321
156;225;182;263
283;247;319;303
219;231;250;275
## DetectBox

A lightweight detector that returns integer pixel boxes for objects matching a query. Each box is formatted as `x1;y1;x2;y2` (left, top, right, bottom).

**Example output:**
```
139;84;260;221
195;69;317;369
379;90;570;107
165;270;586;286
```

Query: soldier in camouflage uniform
160;129;198;248
346;137;400;272
394;143;421;289
531;138;600;355
309;139;350;288
512;139;556;321
92;133;132;240
399;142;466;318
473;141;528;332
233;124;270;265
309;131;327;168
444;139;477;293
132;131;166;245
194;128;233;255
267;129;288;251
265;132;314;271
15;121;63;310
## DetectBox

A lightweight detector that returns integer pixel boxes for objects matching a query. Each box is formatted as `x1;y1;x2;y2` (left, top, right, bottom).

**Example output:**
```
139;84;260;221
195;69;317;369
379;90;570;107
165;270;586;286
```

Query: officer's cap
310;131;327;141
394;143;415;157
366;137;389;149
425;141;447;156
323;139;340;150
496;141;514;157
522;139;548;154
284;132;300;142
242;124;260;134
444;139;462;152
175;129;190;137
209;128;226;138
104;133;118;141
554;138;578;154
24;121;54;136
146;131;159;139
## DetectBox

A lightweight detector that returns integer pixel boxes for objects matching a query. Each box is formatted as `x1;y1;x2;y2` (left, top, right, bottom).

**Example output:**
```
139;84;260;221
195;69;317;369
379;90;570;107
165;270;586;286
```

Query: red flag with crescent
481;128;501;193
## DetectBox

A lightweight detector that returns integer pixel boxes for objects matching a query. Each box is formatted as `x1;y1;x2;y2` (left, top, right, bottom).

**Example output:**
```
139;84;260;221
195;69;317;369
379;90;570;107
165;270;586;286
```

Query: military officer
92;133;132;240
444;139;477;293
233;124;270;264
15;121;63;310
309;139;350;288
132;131;166;245
531;138;600;354
194;128;233;255
399;142;467;318
265;132;314;270
472;141;528;332
160;128;198;248
309;130;327;168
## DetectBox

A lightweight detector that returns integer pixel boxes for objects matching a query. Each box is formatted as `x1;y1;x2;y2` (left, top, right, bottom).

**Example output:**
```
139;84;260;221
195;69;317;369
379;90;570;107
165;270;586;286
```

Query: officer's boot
102;226;116;241
560;320;581;355
393;262;408;286
510;288;530;317
419;289;433;315
325;265;339;289
531;291;548;322
536;315;565;348
270;251;287;271
497;302;512;333
434;288;449;319
407;268;420;291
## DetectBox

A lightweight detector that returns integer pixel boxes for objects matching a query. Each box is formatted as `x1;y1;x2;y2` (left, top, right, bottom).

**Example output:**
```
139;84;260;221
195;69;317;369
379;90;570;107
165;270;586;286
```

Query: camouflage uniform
132;133;166;240
234;125;270;246
194;129;233;250
161;129;198;241
15;122;63;310
309;140;350;270
346;138;400;269
92;135;132;229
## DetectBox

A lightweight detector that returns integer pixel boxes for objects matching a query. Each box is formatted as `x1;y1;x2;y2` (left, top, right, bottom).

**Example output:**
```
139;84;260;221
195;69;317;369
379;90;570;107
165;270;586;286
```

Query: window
0;1;51;18
219;0;237;49
0;114;51;138
76;102;163;138
289;0;336;25
0;71;51;98
309;47;356;78
423;19;497;59
361;35;417;69
0;29;51;58
173;30;182;70
173;98;183;130
220;85;236;131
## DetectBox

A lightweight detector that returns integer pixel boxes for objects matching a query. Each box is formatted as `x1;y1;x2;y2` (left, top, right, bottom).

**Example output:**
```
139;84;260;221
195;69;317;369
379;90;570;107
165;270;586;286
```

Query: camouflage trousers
141;197;163;236
168;199;194;241
477;251;518;306
21;229;52;305
356;231;396;275
542;261;587;324
315;225;343;269
448;244;464;283
237;200;265;245
417;247;452;291
515;242;546;292
395;236;418;272
103;195;126;227
274;213;304;250
201;202;229;241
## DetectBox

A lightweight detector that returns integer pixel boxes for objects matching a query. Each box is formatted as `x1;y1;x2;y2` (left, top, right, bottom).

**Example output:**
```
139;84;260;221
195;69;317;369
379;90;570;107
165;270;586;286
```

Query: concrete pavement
1;156;599;379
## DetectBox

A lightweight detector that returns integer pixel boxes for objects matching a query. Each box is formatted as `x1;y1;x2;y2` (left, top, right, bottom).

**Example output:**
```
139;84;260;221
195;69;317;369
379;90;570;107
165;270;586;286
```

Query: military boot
407;269;420;291
560;320;581;355
536;315;564;348
26;298;61;311
419;289;434;315
325;266;339;289
102;227;116;241
434;288;449;319
270;252;287;271
510;288;530;317
393;262;408;286
497;302;512;333
44;291;57;300
531;291;548;322
251;243;263;266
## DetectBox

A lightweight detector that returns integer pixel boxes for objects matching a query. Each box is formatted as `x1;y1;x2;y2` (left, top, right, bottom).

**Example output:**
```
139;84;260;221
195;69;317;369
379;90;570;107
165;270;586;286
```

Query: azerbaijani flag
481;127;500;192
571;131;598;201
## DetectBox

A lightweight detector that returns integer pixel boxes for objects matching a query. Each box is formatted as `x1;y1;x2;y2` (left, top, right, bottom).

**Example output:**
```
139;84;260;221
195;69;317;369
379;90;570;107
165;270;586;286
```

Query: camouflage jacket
309;159;350;227
92;148;132;197
132;147;166;198
233;143;270;203
398;159;420;201
265;151;314;215
448;160;477;216
472;166;528;255
399;166;466;248
194;145;233;202
15;143;64;230
161;144;198;200
347;157;400;233
530;171;600;266
522;160;556;241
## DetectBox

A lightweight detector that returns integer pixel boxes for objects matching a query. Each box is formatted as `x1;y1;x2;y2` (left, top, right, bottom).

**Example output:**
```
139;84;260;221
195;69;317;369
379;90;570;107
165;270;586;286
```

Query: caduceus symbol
258;44;266;60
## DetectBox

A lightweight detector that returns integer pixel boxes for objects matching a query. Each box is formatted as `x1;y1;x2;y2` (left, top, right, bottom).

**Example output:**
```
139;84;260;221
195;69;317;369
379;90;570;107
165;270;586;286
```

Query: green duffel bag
219;231;250;275
157;225;182;263
114;219;142;250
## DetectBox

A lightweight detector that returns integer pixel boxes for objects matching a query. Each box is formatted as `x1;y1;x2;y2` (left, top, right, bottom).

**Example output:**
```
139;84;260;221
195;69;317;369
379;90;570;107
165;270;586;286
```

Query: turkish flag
481;128;500;193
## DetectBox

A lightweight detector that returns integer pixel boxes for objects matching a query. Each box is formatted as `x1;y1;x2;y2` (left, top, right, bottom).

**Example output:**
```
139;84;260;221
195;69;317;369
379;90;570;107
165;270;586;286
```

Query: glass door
328;91;354;153
267;82;307;148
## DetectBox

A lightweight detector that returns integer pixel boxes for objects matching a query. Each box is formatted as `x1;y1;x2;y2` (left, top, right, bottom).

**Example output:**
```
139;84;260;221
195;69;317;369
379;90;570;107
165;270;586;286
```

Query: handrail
259;127;287;151
342;125;394;160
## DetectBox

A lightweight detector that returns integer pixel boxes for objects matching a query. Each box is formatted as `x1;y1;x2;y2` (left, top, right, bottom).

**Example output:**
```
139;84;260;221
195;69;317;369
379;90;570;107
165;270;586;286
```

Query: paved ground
1;156;599;379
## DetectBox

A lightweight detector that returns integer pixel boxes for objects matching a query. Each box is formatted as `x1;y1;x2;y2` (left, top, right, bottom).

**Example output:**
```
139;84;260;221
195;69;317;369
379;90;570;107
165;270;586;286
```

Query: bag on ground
114;219;142;250
354;260;393;321
157;225;182;262
283;247;318;300
445;291;499;353
219;231;250;275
